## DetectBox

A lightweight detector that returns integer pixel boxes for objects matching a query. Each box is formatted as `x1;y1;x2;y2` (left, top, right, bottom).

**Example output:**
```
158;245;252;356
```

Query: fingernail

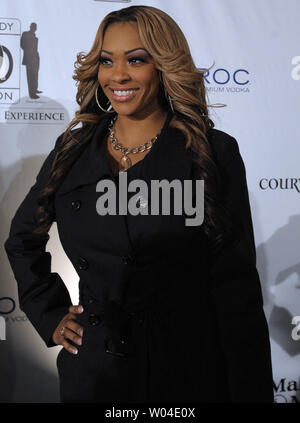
72;348;78;355
78;305;83;312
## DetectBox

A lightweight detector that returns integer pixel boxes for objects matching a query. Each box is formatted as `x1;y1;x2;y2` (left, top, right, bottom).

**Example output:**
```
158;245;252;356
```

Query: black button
71;200;81;211
121;253;135;265
88;313;101;326
88;298;94;304
77;257;88;270
104;338;126;357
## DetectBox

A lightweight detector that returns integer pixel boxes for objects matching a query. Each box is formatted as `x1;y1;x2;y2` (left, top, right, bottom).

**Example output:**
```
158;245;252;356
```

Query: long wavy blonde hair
34;5;233;255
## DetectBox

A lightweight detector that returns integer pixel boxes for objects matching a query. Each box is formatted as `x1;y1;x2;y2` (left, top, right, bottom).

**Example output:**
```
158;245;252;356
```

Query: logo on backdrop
0;17;66;124
0;296;28;327
0;17;20;104
0;296;15;341
0;45;13;83
198;65;250;93
291;316;300;341
0;316;5;341
273;378;300;403
0;296;16;314
259;178;300;193
20;23;42;99
291;56;300;81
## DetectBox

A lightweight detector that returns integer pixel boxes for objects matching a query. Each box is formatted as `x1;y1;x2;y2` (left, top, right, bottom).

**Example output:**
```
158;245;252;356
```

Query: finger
62;326;82;346
67;319;84;337
62;338;78;355
68;304;84;314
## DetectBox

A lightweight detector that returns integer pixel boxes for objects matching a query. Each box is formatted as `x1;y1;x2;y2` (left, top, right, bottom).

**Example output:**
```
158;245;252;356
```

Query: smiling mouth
110;88;139;94
109;88;139;102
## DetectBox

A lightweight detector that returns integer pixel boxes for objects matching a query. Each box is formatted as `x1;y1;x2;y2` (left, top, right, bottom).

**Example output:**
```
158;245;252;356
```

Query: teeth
113;90;137;96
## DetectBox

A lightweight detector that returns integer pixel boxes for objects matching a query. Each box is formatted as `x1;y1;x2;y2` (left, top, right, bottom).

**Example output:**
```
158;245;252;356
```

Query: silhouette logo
0;45;13;83
20;22;43;99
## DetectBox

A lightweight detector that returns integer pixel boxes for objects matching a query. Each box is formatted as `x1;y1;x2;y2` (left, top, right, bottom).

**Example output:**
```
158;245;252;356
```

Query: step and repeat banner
0;0;299;403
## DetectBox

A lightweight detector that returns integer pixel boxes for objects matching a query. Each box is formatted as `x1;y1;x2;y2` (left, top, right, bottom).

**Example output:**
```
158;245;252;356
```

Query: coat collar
56;109;194;197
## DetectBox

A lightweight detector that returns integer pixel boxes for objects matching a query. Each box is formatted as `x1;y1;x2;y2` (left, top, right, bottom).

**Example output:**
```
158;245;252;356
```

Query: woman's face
97;22;161;117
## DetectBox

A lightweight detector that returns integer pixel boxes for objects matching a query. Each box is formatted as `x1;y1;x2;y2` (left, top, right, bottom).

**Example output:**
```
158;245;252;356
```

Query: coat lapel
55;110;196;256
56;113;113;197
56;110;194;198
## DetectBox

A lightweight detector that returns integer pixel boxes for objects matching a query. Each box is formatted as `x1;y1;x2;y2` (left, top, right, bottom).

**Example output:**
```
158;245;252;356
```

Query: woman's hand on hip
52;305;84;354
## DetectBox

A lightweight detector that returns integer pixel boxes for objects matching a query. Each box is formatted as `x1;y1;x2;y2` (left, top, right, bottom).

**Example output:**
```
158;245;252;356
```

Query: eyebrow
100;48;148;55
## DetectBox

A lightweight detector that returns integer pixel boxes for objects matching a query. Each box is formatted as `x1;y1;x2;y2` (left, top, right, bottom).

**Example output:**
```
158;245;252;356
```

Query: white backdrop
0;0;299;403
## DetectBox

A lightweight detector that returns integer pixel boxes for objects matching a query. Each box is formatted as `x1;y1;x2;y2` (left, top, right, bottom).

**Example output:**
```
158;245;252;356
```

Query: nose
111;61;131;83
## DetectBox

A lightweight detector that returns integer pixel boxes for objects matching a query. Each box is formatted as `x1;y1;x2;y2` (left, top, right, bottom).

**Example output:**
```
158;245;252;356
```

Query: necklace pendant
120;155;132;170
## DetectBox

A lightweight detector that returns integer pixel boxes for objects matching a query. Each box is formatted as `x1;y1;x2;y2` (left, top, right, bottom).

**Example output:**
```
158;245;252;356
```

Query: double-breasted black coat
4;110;274;403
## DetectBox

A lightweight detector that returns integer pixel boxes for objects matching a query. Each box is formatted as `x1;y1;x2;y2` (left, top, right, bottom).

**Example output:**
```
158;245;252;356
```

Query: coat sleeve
208;135;274;403
4;134;73;348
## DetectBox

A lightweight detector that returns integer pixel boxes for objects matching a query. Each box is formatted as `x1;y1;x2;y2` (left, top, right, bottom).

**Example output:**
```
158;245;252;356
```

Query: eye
99;56;147;66
99;57;112;65
128;56;146;64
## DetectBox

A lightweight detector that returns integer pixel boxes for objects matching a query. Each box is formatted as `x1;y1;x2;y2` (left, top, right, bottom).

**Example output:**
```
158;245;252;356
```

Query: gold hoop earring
95;85;115;113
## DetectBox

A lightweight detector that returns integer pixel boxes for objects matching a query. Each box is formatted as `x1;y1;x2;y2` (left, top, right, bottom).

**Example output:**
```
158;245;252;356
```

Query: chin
112;105;140;114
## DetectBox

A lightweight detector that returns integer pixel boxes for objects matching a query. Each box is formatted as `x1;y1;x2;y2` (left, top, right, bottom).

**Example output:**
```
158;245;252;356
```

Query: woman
4;5;274;403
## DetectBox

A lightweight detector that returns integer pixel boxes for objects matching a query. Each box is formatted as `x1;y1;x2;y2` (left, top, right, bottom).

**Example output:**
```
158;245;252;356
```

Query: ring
60;326;66;337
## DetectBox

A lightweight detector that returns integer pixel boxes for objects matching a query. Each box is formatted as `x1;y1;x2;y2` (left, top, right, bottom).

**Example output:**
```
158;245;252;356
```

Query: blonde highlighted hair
72;5;214;146
34;5;233;256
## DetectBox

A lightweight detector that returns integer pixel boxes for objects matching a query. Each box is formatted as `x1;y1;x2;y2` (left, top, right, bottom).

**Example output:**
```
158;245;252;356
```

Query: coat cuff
38;305;72;348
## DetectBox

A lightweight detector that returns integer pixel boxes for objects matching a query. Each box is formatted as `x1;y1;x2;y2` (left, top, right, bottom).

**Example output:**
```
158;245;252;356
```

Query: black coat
4;110;274;403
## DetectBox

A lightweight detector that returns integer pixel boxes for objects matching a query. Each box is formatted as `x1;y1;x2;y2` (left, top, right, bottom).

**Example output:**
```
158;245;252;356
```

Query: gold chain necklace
108;115;159;171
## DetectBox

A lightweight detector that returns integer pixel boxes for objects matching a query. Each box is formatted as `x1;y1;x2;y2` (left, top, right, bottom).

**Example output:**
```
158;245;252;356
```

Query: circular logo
274;394;288;403
0;297;16;314
0;45;13;83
